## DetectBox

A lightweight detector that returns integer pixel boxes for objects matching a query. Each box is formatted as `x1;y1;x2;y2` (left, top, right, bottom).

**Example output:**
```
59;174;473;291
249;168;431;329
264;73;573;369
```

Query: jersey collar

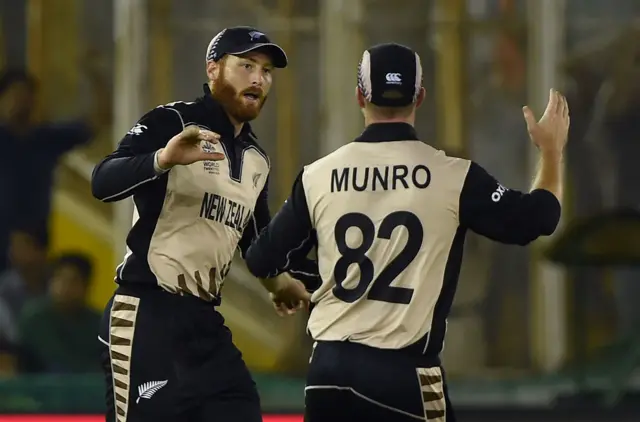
200;83;256;142
354;122;419;143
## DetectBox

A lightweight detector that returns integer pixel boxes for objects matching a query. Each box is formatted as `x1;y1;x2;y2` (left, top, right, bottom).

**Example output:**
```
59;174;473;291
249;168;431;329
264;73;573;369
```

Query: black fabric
354;122;419;143
244;170;320;290
358;43;421;107
305;341;456;422
100;285;260;422
100;290;176;422
206;26;287;68
459;162;561;245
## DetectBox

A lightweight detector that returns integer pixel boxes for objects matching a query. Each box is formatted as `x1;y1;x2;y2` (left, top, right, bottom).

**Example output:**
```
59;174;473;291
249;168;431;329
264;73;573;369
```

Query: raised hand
157;125;225;169
522;89;570;155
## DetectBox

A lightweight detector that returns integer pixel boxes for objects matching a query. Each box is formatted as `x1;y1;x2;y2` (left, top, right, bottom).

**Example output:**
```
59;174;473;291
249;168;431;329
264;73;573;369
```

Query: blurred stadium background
0;0;639;420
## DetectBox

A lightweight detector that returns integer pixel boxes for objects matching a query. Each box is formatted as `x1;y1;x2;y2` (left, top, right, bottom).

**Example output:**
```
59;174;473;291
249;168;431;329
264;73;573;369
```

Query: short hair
53;253;94;284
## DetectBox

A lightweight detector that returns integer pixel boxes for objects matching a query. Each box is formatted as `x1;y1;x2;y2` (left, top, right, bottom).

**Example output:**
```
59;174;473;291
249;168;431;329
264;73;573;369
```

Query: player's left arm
244;170;321;290
459;161;561;245
240;173;321;290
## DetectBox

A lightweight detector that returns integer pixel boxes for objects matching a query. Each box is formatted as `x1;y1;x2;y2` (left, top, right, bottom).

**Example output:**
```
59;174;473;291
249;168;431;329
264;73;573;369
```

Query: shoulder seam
161;106;186;130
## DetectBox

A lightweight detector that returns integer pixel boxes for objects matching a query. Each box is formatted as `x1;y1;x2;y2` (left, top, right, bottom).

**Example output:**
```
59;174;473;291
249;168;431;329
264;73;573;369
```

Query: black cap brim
228;43;288;68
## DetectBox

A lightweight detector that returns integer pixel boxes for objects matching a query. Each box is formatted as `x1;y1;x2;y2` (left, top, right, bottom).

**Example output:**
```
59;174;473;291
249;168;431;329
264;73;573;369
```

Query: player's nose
249;73;265;87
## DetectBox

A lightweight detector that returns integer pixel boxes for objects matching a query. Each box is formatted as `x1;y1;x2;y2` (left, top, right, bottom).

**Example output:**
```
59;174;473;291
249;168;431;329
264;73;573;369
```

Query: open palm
522;89;570;154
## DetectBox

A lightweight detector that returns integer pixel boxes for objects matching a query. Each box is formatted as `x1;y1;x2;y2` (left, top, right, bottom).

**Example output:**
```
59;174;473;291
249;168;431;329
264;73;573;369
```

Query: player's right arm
91;107;222;202
91;107;182;202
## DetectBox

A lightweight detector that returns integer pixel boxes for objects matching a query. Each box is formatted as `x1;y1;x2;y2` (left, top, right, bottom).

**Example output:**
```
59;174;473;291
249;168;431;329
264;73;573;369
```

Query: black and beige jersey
91;84;318;304
245;122;561;357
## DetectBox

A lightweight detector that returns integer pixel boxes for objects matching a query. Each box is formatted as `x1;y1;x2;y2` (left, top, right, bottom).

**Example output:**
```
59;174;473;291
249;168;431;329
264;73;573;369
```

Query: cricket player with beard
92;26;317;422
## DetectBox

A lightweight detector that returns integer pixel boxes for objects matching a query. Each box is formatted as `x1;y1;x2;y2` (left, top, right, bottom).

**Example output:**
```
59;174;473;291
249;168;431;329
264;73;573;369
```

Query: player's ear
355;86;366;109
415;87;426;109
206;60;220;82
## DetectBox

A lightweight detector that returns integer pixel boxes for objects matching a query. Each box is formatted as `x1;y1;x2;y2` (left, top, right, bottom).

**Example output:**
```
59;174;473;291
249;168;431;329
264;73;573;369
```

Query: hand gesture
157;125;225;169
522;89;570;155
268;274;311;316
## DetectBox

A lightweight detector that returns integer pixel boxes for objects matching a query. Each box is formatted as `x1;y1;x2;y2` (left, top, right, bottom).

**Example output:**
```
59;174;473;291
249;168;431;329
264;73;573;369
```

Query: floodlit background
0;0;639;420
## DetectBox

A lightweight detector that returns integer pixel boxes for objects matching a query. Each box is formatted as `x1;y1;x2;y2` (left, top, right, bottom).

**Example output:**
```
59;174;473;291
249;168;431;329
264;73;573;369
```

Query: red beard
210;68;267;123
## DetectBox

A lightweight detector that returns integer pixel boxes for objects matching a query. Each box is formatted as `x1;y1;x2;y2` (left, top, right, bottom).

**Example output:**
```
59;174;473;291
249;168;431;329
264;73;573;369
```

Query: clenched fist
262;273;311;316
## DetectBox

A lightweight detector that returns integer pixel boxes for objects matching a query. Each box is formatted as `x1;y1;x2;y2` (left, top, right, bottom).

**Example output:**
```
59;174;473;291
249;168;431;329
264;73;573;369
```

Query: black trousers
305;341;456;422
99;284;261;422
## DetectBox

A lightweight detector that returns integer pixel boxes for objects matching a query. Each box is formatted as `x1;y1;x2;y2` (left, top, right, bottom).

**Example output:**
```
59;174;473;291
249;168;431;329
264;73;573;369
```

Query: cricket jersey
91;84;318;304
245;122;560;357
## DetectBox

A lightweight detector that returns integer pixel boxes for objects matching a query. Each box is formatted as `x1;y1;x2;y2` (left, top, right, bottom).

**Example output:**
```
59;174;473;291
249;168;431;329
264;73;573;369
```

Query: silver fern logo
136;380;168;404
248;31;265;41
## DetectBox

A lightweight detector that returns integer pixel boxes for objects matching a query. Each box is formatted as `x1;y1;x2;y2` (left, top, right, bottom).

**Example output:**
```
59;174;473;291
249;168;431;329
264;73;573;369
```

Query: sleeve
244;170;321;290
459;161;561;246
91;107;183;202
238;176;272;257
44;120;93;154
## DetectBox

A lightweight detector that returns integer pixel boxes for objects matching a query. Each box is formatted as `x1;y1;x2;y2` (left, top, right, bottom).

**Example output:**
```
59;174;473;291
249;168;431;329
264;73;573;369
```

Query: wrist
539;148;563;162
260;277;279;294
154;149;171;173
261;274;288;293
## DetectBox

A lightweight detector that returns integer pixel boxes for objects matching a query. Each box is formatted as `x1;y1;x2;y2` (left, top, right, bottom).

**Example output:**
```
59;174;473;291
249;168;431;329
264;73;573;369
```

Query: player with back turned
244;43;569;422
91;26;317;422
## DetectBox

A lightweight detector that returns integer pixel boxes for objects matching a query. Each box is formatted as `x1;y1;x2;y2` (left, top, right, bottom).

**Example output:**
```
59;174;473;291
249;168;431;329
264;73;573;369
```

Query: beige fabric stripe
109;294;141;422
416;367;446;422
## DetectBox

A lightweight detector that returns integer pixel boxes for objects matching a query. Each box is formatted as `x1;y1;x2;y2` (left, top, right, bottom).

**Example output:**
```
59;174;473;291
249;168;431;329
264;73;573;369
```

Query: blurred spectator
18;252;100;374
0;69;95;273
0;228;49;324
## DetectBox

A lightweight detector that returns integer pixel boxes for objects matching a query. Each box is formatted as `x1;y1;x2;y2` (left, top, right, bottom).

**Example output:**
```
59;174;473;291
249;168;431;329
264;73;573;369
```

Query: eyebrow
239;55;274;69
